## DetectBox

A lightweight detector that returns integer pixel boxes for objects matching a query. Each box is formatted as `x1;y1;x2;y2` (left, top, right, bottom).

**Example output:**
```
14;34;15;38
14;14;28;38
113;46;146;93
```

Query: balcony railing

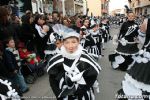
74;0;83;3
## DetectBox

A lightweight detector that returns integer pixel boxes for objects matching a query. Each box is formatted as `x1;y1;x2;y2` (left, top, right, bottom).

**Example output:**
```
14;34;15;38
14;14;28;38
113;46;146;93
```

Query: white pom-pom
139;50;144;55
120;38;127;46
136;56;142;63
121;38;125;41
7;82;11;86
121;41;126;46
4;80;8;83
142;58;148;63
143;52;150;59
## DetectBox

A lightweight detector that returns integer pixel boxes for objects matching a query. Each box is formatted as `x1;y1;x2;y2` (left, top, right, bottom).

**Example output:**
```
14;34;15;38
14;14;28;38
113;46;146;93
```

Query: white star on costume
63;63;86;86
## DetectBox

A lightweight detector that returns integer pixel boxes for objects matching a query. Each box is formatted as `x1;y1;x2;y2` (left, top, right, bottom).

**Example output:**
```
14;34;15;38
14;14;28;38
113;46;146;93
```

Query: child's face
83;19;89;28
63;37;79;53
55;40;63;49
7;39;15;48
93;26;98;32
128;13;135;21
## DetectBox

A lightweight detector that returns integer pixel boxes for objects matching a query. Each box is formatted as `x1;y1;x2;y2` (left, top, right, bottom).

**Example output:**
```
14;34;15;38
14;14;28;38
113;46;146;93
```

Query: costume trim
47;58;64;72
118;38;137;46
80;58;100;74
124;73;150;92
115;50;139;56
0;78;20;100
82;53;101;71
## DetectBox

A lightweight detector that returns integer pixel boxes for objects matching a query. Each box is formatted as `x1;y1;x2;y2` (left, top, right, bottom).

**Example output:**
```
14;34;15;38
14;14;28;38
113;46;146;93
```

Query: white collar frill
60;45;83;60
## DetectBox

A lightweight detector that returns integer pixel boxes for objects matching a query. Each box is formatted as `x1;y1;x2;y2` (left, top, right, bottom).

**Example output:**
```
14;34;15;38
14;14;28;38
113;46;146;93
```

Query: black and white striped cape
47;50;101;100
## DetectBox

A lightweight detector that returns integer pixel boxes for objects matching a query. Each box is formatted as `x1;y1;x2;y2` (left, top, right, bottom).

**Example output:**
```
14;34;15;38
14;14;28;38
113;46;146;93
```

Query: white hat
52;24;79;39
62;31;80;39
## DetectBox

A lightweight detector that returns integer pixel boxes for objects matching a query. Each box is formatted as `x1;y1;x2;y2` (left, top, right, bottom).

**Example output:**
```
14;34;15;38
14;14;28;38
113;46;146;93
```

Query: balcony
74;0;83;3
134;0;150;8
74;0;84;6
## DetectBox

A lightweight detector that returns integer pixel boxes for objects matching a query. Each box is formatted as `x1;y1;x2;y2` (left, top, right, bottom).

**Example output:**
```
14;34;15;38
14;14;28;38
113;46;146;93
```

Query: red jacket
18;48;41;64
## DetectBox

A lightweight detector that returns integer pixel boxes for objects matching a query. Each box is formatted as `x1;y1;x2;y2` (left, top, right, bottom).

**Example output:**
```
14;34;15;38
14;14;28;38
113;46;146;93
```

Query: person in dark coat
33;14;50;59
20;13;35;51
0;6;19;49
3;37;29;94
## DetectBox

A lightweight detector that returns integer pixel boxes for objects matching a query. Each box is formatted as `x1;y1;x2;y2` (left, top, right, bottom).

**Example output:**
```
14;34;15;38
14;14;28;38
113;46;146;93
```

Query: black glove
65;73;74;87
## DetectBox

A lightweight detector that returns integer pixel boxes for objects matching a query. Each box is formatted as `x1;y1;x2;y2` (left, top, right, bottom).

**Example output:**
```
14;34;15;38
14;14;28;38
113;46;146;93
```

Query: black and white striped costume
0;77;20;100
80;26;88;47
89;29;102;56
109;20;139;71
44;24;63;60
83;31;100;60
45;32;60;56
47;45;101;100
117;18;150;100
100;22;110;43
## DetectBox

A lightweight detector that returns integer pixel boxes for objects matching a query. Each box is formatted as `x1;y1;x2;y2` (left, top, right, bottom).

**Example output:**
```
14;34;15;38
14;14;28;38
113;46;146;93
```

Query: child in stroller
18;42;45;84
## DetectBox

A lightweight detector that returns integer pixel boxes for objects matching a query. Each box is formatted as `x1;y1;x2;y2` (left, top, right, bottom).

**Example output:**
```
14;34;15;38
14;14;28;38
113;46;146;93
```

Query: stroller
18;42;46;84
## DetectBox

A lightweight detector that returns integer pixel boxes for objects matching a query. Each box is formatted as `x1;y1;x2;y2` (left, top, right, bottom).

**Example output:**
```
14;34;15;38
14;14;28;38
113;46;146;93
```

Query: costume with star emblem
117;18;150;100
109;20;139;71
47;44;101;100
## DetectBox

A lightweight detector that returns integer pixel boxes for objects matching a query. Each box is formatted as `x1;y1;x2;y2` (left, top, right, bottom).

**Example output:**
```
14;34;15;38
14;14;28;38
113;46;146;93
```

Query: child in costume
109;11;139;71
117;18;150;100
47;27;101;100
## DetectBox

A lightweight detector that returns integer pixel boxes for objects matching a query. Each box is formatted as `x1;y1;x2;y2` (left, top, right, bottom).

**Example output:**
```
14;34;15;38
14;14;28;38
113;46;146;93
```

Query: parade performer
47;27;101;100
80;18;90;47
44;24;66;60
88;19;102;60
100;18;111;43
109;11;139;71
117;18;150;100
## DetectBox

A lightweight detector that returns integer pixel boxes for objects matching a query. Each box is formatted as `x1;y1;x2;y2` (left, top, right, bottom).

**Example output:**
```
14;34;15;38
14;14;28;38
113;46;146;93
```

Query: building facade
0;0;87;16
128;0;150;15
31;0;53;14
86;0;101;16
101;0;109;16
52;0;87;16
65;0;87;16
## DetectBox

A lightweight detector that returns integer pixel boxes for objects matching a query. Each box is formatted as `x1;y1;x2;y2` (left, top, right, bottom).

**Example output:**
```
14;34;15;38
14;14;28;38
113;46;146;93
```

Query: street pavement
23;25;126;100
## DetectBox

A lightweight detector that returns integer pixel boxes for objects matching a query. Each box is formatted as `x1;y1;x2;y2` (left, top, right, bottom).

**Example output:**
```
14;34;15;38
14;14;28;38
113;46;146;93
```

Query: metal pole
61;0;66;16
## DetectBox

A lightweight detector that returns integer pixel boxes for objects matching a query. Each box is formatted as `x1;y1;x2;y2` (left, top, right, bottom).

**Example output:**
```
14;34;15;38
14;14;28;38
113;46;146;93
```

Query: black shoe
22;88;29;93
102;48;105;50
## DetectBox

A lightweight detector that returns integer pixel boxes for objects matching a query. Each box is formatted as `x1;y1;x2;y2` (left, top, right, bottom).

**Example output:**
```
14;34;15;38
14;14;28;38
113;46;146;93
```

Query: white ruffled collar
60;44;83;59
